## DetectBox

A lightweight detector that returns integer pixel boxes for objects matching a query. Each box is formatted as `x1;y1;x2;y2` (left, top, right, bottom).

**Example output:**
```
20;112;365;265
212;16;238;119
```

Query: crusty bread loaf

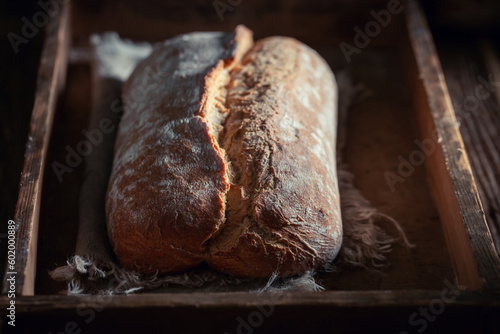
105;25;342;277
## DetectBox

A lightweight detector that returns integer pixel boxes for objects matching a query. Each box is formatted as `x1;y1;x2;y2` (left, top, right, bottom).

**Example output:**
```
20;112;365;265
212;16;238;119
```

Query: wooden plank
1;2;70;296
404;0;500;290
0;290;499;313
438;42;500;257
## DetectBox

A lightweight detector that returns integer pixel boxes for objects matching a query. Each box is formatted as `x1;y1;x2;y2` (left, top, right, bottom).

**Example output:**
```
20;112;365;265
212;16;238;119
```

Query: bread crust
106;26;341;277
106;27;252;274
207;37;342;277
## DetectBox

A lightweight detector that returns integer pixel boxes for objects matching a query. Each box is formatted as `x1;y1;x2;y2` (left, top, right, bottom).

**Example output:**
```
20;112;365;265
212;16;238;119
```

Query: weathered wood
5;0;500;319
0;8;45;286
437;42;500;257
405;0;500;290
0;290;499;313
2;290;499;334
1;2;70;296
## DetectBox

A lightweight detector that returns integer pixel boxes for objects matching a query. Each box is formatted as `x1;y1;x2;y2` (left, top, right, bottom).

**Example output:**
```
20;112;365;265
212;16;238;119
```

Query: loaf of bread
105;25;342;278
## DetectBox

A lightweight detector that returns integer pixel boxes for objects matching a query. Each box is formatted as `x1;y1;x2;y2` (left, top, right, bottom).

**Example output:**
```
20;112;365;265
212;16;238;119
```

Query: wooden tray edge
404;0;500;290
1;2;71;296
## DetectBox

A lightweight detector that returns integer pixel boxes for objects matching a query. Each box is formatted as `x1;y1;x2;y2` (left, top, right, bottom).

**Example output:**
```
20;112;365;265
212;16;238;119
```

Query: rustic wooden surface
0;2;44;288
0;2;70;295
1;290;500;311
35;63;91;295
2;4;500;332
0;291;499;333
405;0;500;290
436;42;500;257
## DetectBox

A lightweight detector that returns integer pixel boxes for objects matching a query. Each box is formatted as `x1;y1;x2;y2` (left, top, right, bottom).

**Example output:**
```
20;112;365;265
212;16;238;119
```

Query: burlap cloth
50;33;411;295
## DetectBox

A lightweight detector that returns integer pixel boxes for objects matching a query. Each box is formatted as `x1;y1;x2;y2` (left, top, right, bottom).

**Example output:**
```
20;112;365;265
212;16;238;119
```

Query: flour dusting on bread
106;26;342;277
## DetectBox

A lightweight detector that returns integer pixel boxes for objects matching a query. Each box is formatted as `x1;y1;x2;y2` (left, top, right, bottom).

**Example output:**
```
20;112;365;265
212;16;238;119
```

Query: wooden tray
2;0;500;332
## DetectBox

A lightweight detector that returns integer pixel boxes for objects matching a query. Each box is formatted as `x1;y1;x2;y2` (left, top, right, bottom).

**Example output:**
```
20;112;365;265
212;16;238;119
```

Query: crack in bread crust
106;26;341;277
207;37;342;277
106;26;253;275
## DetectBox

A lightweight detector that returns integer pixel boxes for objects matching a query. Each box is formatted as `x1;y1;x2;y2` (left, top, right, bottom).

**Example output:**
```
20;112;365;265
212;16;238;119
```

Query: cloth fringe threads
49;161;412;295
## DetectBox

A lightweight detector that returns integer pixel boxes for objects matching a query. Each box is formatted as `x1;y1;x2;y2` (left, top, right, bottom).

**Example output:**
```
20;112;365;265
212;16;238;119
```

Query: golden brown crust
106;27;341;277
207;37;342;277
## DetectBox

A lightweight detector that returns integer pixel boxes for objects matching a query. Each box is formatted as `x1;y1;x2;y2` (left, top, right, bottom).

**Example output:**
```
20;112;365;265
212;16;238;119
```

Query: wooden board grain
1;291;499;334
0;5;45;286
404;0;500;290
1;290;499;312
1;2;70;296
436;41;500;257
